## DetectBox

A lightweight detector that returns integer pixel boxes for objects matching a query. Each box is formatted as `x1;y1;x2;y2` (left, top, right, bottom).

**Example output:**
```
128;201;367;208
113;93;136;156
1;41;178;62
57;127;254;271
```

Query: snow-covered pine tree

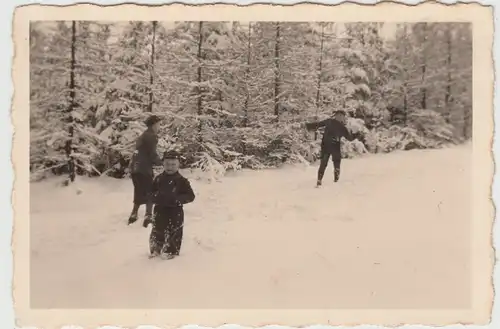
339;24;370;120
371;23;461;151
361;22;392;129
334;23;383;155
70;21;117;177
96;22;161;177
64;21;77;184
450;23;472;140
341;23;382;127
386;23;415;127
30;22;73;180
297;22;343;159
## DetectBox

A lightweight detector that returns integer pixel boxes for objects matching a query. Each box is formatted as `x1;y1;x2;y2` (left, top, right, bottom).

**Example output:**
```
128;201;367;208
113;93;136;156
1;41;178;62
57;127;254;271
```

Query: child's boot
148;250;160;259
143;214;153;228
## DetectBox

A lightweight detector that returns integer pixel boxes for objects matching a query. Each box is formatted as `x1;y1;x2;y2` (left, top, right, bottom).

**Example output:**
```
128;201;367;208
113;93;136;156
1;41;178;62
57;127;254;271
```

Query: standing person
149;150;196;259
128;114;163;227
305;110;355;187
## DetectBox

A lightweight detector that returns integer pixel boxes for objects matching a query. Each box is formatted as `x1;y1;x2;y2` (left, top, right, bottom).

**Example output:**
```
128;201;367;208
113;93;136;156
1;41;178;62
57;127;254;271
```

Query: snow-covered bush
408;109;455;146
365;126;415;153
342;139;369;158
346;117;370;135
361;109;456;154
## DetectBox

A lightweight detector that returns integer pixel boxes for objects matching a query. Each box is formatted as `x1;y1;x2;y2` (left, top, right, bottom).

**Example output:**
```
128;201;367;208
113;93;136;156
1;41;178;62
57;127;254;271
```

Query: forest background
29;21;472;181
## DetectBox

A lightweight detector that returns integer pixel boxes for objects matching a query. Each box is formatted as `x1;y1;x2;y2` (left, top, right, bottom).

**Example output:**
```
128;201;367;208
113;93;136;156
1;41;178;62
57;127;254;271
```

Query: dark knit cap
163;150;181;160
335;110;347;116
144;114;162;127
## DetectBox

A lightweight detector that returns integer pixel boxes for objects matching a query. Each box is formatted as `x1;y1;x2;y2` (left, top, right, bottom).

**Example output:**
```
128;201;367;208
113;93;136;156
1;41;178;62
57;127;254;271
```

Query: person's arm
177;178;196;205
305;119;329;131
128;150;137;172
143;133;162;166
128;135;142;173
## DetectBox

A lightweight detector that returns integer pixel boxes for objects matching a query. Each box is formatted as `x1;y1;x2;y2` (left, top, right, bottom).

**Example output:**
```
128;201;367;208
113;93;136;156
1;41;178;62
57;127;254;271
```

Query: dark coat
129;128;162;176
151;171;195;208
306;118;354;159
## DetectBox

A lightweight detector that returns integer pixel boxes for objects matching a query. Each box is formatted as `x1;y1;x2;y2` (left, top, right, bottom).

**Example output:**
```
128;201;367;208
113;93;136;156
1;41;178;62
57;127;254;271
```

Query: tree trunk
444;24;452;123
403;92;408;126
243;22;252;128
314;24;325;141
273;22;281;121
463;108;471;139
65;21;77;184
403;24;408;126
196;21;204;145
147;21;157;113
421;23;427;110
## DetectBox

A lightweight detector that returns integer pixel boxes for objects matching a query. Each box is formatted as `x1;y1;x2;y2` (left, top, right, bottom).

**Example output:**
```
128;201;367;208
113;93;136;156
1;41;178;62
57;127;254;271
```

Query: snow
30;145;471;309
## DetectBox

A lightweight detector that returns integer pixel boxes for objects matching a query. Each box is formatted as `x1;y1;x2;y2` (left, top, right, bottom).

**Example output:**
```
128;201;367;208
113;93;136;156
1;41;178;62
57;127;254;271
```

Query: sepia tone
13;2;494;328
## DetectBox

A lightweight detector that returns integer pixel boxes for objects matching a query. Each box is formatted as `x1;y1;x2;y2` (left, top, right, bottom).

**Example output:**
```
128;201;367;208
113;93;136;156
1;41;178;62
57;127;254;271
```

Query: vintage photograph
14;2;494;327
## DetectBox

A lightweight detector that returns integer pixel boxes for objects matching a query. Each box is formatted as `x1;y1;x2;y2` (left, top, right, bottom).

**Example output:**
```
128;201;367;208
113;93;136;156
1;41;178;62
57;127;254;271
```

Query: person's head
334;110;347;124
151;121;161;134
145;115;162;134
163;151;181;174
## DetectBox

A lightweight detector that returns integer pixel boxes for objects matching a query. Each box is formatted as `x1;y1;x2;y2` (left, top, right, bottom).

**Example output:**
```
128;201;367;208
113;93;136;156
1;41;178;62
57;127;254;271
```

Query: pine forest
29;21;473;181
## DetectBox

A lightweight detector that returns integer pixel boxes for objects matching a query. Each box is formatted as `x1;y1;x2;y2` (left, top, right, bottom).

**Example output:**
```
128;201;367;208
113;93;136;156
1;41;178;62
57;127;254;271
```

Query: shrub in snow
346;117;369;135
362;109;456;154
365;126;426;153
342;139;369;158
408;109;455;146
190;152;226;182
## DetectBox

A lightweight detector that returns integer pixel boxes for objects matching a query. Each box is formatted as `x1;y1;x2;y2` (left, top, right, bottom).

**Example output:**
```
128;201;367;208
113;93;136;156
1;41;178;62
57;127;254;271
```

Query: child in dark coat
148;150;196;259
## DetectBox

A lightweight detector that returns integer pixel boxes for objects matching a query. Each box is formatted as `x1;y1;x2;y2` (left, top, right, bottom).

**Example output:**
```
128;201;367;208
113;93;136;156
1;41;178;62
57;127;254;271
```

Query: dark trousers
317;150;341;182
131;172;153;205
149;206;185;255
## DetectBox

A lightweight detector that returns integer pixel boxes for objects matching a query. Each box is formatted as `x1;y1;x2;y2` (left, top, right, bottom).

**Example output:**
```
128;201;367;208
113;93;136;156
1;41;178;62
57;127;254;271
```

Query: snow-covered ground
30;145;471;309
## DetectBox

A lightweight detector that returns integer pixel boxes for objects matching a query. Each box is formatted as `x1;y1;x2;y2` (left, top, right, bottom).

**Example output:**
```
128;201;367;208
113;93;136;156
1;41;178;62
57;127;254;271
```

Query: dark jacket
129;128;162;176
151;171;195;208
306;118;354;158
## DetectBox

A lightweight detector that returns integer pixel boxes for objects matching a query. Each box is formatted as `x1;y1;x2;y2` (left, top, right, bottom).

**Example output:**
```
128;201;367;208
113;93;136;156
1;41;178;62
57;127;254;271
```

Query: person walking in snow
305;110;355;187
128;114;163;227
148;150;196;259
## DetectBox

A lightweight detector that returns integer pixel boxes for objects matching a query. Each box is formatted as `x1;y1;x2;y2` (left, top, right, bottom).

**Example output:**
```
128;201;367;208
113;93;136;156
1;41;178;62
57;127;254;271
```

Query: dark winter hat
334;110;347;116
163;150;182;160
144;114;162;127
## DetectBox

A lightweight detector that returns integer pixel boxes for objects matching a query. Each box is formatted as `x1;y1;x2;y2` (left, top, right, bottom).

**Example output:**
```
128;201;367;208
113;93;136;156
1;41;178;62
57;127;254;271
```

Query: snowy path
30;145;471;309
